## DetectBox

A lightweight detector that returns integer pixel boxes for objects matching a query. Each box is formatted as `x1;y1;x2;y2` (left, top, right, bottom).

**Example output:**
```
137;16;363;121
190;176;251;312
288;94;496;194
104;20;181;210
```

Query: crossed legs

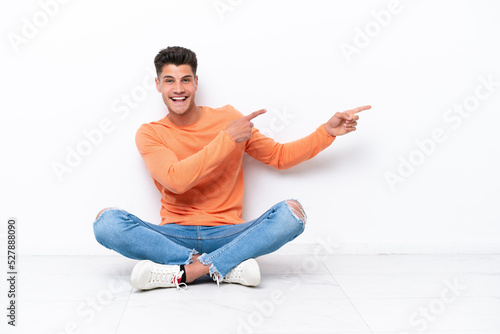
94;199;306;286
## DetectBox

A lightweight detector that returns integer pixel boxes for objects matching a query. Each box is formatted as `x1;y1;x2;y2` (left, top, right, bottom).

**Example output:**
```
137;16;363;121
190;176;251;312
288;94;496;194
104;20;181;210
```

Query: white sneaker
220;259;261;287
130;260;186;290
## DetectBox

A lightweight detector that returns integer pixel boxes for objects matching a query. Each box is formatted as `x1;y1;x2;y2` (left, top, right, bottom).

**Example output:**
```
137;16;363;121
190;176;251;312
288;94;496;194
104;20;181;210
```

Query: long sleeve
244;124;336;170
136;124;237;194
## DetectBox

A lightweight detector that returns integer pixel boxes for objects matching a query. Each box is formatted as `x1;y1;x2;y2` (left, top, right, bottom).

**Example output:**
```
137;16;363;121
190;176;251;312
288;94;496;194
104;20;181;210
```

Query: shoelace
212;272;222;288
151;269;187;291
171;271;187;290
211;265;243;288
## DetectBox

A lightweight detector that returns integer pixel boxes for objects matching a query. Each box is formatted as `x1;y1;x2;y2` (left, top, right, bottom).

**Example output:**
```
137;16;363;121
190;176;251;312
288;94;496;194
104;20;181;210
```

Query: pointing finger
348;105;371;116
244;109;267;121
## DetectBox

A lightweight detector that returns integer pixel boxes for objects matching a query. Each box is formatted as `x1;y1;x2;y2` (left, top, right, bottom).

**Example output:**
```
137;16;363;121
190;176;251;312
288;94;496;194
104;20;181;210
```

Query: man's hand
225;109;267;143
324;105;371;137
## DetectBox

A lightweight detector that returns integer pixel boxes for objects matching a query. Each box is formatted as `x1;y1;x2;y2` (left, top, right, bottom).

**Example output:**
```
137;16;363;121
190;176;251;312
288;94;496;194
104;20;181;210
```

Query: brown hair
154;46;198;77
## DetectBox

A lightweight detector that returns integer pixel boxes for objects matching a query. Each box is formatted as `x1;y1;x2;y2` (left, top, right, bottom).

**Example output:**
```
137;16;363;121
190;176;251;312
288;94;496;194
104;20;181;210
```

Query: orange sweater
135;105;335;226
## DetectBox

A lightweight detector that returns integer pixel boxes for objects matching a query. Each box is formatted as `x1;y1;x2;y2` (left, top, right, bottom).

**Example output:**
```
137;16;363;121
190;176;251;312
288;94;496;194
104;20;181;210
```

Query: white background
1;0;499;255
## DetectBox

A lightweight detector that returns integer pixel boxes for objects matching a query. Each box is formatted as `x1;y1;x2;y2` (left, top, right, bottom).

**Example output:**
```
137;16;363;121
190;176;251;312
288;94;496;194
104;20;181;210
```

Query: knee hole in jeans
95;207;115;220
286;200;307;225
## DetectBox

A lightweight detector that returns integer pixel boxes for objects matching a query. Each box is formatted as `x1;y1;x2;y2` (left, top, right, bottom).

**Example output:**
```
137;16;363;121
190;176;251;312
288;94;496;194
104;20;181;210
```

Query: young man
93;46;370;290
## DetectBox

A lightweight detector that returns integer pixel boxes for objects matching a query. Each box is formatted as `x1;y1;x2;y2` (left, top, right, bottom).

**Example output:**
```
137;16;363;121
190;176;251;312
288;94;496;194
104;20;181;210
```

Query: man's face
155;64;198;116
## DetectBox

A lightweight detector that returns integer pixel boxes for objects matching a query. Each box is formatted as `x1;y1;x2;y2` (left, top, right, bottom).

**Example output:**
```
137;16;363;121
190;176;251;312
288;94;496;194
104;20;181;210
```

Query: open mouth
171;96;187;102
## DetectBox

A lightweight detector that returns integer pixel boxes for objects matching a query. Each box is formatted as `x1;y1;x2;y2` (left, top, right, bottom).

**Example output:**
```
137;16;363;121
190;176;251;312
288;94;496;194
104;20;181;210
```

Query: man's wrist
223;130;237;143
323;123;336;137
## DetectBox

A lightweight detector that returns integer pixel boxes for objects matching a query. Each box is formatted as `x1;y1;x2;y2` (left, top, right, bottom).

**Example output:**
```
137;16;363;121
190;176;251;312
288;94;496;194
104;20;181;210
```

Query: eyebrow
162;75;193;80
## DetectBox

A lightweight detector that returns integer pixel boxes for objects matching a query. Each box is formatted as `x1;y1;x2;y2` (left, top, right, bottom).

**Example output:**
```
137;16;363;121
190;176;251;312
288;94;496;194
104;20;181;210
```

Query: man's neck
167;106;203;126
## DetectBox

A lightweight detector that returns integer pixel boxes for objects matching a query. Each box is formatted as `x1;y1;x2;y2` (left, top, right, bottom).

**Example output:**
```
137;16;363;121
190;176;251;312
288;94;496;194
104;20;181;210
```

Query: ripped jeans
93;200;306;279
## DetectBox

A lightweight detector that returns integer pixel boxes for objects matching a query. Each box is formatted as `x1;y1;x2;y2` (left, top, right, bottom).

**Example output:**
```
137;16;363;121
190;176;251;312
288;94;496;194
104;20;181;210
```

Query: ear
194;75;198;91
155;77;161;93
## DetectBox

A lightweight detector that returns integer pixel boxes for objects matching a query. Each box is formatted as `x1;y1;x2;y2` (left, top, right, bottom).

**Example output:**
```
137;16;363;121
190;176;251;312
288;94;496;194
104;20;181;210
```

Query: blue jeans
93;200;306;278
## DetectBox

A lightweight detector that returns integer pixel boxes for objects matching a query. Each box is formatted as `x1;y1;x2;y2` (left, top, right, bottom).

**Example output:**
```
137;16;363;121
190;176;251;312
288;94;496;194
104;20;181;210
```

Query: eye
183;78;190;83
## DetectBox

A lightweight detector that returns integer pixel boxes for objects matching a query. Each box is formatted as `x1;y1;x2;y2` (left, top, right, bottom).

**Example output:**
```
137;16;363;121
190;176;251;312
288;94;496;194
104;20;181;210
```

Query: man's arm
135;109;266;194
136;125;237;194
244;105;371;169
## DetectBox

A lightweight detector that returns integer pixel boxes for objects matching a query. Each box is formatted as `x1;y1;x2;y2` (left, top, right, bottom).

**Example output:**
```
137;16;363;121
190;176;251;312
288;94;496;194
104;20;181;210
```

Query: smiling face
155;64;199;124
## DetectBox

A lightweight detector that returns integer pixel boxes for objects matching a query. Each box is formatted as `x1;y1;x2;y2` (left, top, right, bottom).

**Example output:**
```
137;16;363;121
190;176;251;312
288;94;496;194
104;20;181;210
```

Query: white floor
2;253;500;334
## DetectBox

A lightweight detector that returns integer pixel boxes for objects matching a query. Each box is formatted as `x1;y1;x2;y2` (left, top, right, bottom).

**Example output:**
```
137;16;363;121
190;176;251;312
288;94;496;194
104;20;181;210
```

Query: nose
174;81;184;93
